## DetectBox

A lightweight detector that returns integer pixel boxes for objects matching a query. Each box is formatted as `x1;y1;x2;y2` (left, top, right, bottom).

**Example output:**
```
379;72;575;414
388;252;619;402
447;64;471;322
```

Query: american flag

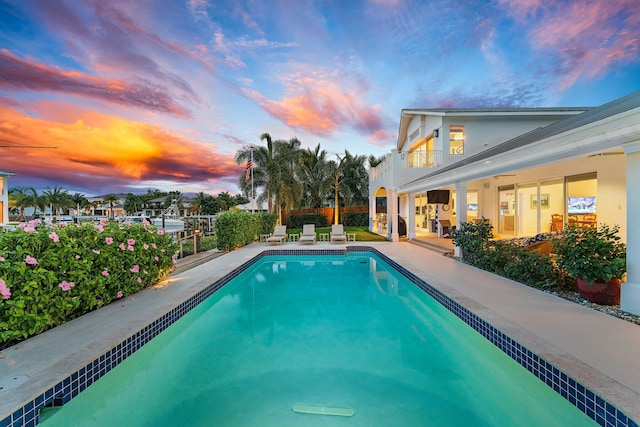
245;158;252;181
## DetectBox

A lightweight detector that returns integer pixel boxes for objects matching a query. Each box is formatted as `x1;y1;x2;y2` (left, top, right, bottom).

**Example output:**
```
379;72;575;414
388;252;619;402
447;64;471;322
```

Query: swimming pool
2;248;633;426
35;251;597;426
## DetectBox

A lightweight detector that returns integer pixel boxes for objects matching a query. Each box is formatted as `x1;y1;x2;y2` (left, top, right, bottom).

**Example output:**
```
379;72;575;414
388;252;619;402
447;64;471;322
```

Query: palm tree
328;157;344;225
235;133;280;215
8;187;38;221
42;186;74;218
340;150;369;206
102;194;119;219
368;154;384;168
299;144;332;208
273;137;302;220
123;193;140;215
70;192;89;216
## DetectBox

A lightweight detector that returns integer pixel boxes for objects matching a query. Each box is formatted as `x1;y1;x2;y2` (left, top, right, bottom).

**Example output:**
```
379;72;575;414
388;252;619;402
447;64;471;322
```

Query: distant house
0;169;15;225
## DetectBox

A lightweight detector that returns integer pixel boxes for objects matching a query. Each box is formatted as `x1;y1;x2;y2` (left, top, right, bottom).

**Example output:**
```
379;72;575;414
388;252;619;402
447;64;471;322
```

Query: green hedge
288;213;329;229
0;219;177;348
180;235;218;257
215;211;277;251
451;219;569;291
343;212;368;227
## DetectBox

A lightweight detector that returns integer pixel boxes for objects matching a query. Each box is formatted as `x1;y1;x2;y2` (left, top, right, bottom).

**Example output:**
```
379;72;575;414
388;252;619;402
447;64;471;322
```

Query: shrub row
343;212;369;227
288;213;329;229
215;211;277;251
0;219;178;349
451;219;571;291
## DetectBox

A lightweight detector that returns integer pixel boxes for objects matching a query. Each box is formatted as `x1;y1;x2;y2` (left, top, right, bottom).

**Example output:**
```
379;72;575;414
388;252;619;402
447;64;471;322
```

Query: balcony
405;150;443;168
370;150;444;187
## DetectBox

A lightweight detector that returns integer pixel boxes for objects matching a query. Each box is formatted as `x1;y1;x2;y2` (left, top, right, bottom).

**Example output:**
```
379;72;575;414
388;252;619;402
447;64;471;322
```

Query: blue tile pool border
2;246;636;427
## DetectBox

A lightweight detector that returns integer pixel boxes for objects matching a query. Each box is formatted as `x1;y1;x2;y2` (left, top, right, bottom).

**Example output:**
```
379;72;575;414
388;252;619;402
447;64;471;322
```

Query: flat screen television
567;196;596;214
427;190;450;204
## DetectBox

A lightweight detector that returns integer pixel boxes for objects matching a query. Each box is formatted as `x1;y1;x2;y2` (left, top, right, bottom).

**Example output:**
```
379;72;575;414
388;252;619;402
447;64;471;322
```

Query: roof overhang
399;94;640;193
396;107;589;152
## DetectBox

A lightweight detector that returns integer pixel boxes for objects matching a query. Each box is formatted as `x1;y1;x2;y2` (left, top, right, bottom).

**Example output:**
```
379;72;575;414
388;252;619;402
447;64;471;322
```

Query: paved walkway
1;241;639;424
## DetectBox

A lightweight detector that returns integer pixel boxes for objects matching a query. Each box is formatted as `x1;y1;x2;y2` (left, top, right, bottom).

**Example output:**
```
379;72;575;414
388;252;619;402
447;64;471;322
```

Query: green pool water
40;254;596;426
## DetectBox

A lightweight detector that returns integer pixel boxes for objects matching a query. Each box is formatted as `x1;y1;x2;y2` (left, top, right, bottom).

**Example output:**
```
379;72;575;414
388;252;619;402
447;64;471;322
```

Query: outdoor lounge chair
330;224;347;243
299;224;316;244
266;225;287;245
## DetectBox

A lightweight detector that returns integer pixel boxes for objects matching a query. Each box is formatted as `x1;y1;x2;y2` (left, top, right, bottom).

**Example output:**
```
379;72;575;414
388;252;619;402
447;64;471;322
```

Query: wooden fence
281;206;368;227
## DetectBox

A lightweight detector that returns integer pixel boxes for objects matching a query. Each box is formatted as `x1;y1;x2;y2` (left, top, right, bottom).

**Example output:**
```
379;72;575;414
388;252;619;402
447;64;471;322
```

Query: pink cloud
500;0;640;89
241;69;386;138
0;50;193;118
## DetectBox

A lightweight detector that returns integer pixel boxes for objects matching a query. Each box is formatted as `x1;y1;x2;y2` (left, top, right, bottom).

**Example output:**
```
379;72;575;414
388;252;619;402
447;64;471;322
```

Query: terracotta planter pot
575;277;622;305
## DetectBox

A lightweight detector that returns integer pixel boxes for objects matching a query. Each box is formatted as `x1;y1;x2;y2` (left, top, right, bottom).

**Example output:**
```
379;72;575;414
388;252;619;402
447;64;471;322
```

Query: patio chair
266;225;287;245
330;224;347;243
299;224;316;244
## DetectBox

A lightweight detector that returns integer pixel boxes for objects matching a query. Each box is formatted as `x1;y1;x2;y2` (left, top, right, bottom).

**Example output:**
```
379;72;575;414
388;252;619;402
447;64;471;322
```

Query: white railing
369;153;393;180
407;150;443;168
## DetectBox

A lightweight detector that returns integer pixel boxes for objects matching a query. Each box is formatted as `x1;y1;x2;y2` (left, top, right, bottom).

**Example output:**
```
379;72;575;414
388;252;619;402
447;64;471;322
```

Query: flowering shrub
0;219;178;348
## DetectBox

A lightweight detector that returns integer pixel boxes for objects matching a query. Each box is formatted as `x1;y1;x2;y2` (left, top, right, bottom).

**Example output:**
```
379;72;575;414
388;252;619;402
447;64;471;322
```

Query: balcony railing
406;150;443;168
370;150;444;182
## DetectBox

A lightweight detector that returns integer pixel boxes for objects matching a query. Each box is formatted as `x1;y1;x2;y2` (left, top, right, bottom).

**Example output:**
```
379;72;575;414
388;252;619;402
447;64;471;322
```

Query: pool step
293;404;354;417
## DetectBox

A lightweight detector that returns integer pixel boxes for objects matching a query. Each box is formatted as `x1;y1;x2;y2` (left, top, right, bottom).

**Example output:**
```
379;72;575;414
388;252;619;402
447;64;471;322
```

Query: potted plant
552;224;626;305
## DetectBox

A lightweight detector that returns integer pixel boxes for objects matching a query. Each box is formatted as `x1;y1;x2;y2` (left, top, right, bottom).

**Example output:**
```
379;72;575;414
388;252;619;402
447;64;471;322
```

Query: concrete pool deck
1;241;639;425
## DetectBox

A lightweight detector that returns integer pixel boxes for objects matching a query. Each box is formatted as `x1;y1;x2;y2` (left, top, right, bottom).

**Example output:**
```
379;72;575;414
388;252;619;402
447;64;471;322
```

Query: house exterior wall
0;175;9;225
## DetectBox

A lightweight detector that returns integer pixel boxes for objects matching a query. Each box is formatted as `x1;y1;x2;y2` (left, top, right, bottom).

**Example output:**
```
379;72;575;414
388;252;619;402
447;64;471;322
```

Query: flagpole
251;148;254;213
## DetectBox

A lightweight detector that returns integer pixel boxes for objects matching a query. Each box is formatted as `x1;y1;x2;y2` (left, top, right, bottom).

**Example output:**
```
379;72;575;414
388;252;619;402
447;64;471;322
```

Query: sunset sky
1;0;639;197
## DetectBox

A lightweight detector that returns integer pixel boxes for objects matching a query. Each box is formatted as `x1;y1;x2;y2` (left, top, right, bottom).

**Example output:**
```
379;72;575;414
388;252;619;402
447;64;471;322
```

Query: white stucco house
0;169;15;227
369;91;640;314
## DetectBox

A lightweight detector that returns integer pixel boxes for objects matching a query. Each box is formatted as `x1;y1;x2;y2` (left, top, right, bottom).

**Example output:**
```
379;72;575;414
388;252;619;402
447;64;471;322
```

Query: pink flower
127;239;135;245
172;257;177;264
92;249;100;254
127;245;134;251
25;255;38;265
136;277;142;283
96;225;104;233
119;243;126;250
117;291;123;298
157;230;165;235
130;265;140;273
154;256;159;261
100;218;108;225
0;256;5;262
102;269;109;277
143;244;149;250
105;237;114;245
0;279;11;300
58;280;75;291
75;255;81;260
151;243;157;249
48;232;60;242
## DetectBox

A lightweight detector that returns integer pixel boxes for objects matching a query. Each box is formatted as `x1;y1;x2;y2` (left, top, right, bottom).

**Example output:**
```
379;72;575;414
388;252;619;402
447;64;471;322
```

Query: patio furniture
299;224;316;244
330;224;347;243
551;214;563;232
266;226;287;245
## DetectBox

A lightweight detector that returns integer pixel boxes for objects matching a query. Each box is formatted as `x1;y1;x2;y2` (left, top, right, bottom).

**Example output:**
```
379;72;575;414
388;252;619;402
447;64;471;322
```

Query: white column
408;191;416;240
369;192;375;232
622;142;640;315
454;182;468;258
388;188;399;242
455;182;468;225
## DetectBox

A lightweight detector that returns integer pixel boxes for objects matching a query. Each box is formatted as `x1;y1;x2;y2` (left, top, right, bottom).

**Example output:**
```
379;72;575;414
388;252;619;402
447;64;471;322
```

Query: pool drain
293;404;354;417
